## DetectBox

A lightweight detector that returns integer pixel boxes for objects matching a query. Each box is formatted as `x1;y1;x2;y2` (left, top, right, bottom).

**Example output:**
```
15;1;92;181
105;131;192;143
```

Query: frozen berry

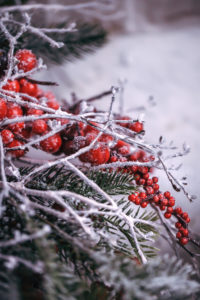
2;80;20;92
40;133;62;153
129;121;143;133
47;100;60;110
15;49;37;72
0;98;7;120
79;145;110;165
20;79;38;97
32;119;47;134
27;108;43;116
1;129;14;144
7;104;24;133
7;140;25;157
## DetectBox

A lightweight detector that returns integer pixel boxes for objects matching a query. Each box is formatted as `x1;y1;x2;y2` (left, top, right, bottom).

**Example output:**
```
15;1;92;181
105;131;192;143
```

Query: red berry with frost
15;49;37;72
0;98;7;120
180;237;189;245
27;108;43;116
129;121;143;133
40;133;62;153
79;145;110;165
110;155;118;163
158;193;164;200
7;140;25;157
7;104;24;133
164;212;171;219
32;119;47;134
129;152;140;161
1;129;14;144
47;100;60;110
2;80;20;92
20;79;38;97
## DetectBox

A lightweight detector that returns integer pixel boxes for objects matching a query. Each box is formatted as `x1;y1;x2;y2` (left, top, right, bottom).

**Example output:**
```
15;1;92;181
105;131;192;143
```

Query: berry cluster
128;173;190;245
0;49;191;246
0;49;62;157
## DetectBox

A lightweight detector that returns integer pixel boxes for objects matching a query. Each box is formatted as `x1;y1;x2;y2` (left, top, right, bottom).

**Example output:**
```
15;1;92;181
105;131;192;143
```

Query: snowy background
39;0;200;231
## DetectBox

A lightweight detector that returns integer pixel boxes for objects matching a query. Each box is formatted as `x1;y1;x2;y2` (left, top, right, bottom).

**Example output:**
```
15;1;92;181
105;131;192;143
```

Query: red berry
153;183;159;191
1;129;14;144
139;192;147;199
27;108;43;116
180;237;189;245
160;205;166;211
135;197;141;205
175;222;182;229
0;98;7;120
164;191;171;199
152;176;158;183
140;201;148;208
114;140;130;155
135;174;141;182
129;121;143;133
32;119;47;134
79;145;110;165
47;100;60;110
181;212;188;220
167;207;173;213
139;178;145;185
131;166;138;173
129;152;140;161
158;193;164;200
128;194;136;202
40;133;62;153
164;212;171;219
138;166;148;174
185;217;191;224
7;104;24;133
176;232;182;239
118;116;130;127
153;195;159;203
2;80;20;92
20;79;38;97
99;134;113;143
175;207;182;215
146;178;153;186
15;49;37;72
161;199;168;206
143;173;149;180
110;155;118;163
180;228;189;237
7;140;25;157
146;186;154;195
168;197;175;207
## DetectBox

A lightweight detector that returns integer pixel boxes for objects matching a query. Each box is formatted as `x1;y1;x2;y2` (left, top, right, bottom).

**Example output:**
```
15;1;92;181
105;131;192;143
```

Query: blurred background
37;0;200;233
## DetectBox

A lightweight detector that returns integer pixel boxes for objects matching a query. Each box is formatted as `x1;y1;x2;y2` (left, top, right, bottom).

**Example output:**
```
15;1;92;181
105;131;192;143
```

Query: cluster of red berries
128;172;190;245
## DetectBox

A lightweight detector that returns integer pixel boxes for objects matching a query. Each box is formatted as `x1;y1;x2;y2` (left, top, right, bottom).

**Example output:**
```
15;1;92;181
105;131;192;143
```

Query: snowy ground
41;23;200;230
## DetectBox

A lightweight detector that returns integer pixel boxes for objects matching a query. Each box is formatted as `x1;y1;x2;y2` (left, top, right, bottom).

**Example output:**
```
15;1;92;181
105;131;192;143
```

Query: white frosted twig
0;225;50;248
